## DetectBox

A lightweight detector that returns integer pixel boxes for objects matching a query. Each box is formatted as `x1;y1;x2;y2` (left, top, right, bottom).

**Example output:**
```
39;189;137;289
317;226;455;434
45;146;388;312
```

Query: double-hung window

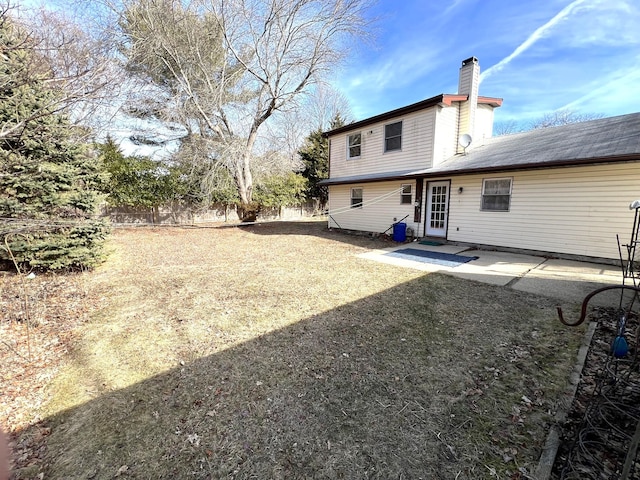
400;184;412;204
385;121;402;152
351;188;363;208
481;178;512;211
347;132;361;159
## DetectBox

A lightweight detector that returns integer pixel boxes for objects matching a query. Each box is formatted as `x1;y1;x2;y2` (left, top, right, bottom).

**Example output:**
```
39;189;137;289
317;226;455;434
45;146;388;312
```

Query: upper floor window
351;188;363;208
385;121;402;152
347;132;361;159
481;178;512;211
401;184;412;204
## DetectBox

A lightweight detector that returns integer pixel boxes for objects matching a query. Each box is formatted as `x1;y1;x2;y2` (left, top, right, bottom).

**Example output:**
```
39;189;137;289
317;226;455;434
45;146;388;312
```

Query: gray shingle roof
318;169;420;186
427;112;640;175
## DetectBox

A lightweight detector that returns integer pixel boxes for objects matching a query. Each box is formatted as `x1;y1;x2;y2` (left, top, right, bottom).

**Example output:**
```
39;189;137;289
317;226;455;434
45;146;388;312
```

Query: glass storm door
426;181;449;237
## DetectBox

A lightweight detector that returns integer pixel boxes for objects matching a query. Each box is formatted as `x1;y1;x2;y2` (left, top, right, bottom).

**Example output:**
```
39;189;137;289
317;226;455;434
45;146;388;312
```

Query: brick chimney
457;57;480;153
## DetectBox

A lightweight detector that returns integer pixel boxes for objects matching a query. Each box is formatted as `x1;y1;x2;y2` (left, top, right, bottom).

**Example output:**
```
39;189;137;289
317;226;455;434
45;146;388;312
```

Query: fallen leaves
1;271;99;474
115;464;129;476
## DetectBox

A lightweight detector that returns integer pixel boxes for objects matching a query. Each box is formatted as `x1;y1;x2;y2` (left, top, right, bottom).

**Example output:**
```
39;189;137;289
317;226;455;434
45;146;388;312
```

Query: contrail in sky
480;0;589;82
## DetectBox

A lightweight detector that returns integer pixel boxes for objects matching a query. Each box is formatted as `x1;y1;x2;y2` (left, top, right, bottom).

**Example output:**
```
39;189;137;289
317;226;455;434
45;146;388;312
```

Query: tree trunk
235;129;260;221
237;130;257;204
237;202;259;222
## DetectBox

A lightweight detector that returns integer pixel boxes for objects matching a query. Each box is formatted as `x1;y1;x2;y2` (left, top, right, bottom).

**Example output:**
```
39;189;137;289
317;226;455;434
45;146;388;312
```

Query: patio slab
360;243;625;305
359;245;545;286
512;258;623;306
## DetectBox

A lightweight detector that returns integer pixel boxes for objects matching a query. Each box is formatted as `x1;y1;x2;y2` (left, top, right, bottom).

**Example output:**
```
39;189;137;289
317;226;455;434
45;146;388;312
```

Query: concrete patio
359;242;626;307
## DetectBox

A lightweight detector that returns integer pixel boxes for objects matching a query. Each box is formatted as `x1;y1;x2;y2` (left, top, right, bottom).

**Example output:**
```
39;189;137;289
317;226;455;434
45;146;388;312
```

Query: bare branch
1;5;120;141
529;109;604;130
117;0;372;206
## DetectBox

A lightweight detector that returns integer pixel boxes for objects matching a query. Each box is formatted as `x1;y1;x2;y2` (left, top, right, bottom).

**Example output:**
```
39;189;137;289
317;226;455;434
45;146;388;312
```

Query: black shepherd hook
557;285;640;327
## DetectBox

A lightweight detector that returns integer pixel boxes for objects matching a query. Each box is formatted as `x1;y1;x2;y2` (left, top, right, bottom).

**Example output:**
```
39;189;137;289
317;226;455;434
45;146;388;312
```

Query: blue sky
332;0;640;127
16;0;640;137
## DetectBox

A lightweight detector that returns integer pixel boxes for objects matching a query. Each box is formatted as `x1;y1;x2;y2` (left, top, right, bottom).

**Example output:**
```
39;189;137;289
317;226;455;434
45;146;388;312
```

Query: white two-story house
321;57;640;261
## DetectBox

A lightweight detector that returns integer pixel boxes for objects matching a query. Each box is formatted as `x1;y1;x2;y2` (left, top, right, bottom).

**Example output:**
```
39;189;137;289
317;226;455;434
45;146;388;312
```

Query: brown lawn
1;220;584;479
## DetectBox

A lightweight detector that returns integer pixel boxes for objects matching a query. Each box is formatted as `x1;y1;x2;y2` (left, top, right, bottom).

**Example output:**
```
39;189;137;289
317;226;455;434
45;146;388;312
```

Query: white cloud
558;0;640;48
346;48;441;92
479;0;640;120
480;0;589;83
559;62;640;115
442;0;469;17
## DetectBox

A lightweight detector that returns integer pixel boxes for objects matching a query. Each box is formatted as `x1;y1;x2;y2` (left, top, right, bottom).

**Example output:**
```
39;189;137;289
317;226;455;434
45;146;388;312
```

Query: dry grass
0;271;93;432
4;220;584;479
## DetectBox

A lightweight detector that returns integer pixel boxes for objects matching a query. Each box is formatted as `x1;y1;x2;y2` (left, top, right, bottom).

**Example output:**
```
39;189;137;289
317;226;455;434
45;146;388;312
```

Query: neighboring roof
320;113;640;186
323;94;503;138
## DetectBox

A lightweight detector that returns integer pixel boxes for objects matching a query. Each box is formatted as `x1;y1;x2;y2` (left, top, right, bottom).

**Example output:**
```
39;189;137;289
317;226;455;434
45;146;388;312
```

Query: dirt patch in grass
3;220;584;479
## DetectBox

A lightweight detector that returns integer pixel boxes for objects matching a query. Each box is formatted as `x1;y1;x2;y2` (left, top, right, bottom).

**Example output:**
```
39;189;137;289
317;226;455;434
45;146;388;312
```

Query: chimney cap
461;56;479;66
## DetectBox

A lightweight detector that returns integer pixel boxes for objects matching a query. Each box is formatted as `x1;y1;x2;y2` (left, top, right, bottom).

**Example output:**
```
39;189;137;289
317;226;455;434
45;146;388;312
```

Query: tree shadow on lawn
14;274;581;480
238;220;401;250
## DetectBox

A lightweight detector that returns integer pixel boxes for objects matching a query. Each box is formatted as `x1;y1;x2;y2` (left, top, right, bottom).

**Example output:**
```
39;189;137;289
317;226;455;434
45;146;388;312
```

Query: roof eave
322;94;446;137
319;171;421;186
320;154;640;186
477;96;503;107
322;94;503;137
426;154;640;177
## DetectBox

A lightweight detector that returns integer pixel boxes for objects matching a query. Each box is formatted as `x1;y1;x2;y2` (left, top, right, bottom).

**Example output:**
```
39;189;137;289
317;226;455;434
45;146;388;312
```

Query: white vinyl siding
432;106;459;166
474;104;495;142
457;102;475;148
328;181;420;234
446;163;640;260
328;108;437;178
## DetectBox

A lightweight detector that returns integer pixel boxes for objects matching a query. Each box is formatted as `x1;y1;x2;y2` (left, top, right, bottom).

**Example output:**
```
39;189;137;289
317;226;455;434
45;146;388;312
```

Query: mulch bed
552;306;640;479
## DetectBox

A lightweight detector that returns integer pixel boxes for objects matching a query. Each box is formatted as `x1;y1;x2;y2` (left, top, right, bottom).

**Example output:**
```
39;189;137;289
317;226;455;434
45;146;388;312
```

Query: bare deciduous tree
529;109;604;130
302;83;353;132
494;109;605;137
118;0;370;213
493;119;521;136
260;83;353;171
0;3;117;142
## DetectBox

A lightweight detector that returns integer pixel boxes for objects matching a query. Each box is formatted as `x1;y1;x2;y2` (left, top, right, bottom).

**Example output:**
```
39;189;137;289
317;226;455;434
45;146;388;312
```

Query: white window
400;184;412;204
347;132;362;159
347;133;361;159
481;178;512;211
351;188;363;208
384;121;402;152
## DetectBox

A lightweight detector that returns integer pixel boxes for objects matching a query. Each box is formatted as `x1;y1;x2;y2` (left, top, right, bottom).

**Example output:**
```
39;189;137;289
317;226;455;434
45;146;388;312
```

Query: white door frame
425;180;450;237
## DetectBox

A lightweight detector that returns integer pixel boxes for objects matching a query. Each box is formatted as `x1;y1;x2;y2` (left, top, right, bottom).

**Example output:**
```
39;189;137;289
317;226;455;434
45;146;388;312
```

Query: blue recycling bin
392;222;407;242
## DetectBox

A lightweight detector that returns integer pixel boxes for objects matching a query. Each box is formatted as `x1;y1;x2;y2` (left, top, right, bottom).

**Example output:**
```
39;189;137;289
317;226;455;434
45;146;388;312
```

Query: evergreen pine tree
298;128;329;208
0;16;108;270
298;114;345;209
